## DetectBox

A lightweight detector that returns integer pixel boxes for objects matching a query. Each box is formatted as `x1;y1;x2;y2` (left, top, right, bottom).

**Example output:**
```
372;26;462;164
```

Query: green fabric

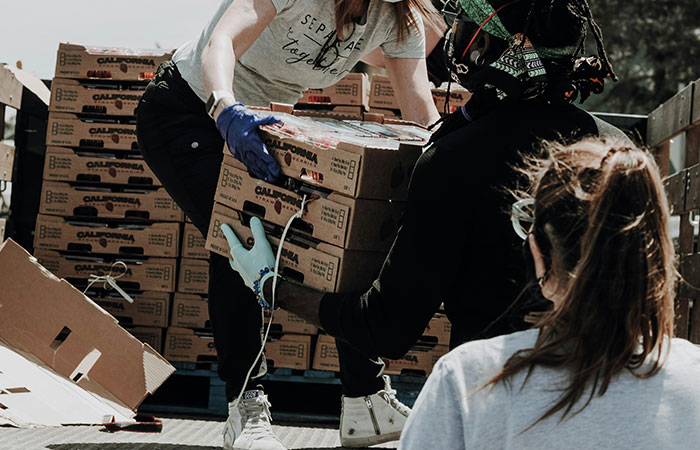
458;0;511;41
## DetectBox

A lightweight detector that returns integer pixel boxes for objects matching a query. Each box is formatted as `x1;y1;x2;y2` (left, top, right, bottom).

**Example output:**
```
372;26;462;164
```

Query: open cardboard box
34;214;180;258
0;239;174;427
43;146;161;186
215;157;405;251
39;181;183;222
206;203;387;293
54;43;173;82
47;113;139;151
35;249;177;293
50;78;145;116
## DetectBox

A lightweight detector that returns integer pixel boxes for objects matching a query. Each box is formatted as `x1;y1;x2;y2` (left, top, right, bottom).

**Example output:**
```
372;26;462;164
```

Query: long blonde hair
335;0;445;41
486;138;678;426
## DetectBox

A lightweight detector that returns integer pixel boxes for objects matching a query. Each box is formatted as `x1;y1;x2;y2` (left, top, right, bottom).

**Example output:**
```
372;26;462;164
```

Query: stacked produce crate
35;43;176;353
204;98;453;374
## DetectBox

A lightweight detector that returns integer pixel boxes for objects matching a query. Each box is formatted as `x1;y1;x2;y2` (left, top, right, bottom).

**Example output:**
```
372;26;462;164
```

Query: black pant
136;60;384;400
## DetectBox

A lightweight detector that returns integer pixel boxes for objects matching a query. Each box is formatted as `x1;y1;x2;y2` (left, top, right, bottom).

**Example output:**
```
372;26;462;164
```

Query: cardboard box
90;291;170;328
35;250;177;293
258;124;422;200
369;75;399;110
292;105;365;121
39;181;183;222
177;258;210;295
432;85;471;115
47;113;138;151
49;78;144;116
182;222;209;259
420;313;452;346
171;293;210;329
312;333;339;372
296;73;369;108
0;142;14;182
265;334;311;370
206;203;386;292
266;309;318;335
163;327;217;363
367;107;400;118
382;344;449;377
0;239;175;422
43;146;161;186
215;158;405;251
127;326;165;354
55;43;173;81
0;218;5;242
34;214;180;257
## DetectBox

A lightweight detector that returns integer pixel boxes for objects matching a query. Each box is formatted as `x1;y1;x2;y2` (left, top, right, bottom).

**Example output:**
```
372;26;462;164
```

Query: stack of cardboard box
36;43;176;354
204;106;454;373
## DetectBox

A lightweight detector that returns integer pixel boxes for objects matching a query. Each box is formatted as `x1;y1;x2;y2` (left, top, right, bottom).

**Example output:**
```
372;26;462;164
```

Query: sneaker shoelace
378;386;411;417
242;396;279;441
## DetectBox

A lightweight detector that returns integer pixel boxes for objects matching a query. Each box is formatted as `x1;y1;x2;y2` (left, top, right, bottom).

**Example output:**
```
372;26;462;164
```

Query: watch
206;90;235;118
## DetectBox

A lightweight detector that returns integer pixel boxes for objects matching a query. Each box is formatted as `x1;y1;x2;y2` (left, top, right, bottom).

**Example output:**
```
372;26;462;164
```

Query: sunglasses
511;198;535;240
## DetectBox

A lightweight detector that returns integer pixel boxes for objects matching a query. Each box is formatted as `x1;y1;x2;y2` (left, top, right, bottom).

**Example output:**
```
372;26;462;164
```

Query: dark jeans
136;60;384;400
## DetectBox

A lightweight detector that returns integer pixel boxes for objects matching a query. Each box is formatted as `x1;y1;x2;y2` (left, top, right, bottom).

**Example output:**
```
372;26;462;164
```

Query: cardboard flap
0;64;50;108
0;239;175;412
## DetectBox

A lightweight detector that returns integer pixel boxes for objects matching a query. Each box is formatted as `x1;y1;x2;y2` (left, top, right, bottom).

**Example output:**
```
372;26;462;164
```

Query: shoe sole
339;430;402;448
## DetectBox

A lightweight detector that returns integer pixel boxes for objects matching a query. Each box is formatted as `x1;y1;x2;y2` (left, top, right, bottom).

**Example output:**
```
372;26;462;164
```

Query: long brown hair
487;138;678;426
335;0;445;41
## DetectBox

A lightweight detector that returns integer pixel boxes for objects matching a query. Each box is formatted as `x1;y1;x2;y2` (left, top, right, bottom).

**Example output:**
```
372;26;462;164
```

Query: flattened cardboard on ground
265;309;318;336
47;113;138;151
369;75;399;110
0;340;136;427
127;326;165;354
312;333;339;372
44;146;161;186
206;203;386;292
182;222;209;259
0;142;15;182
34;214;180;257
296;73;369;108
177;258;210;295
0;239;175;421
215;158;405;251
35;249;176;293
265;334;311;371
55;43;173;82
171;293;210;329
258;125;422;200
90;291;171;328
50;78;144;116
39;181;183;222
163;327;217;363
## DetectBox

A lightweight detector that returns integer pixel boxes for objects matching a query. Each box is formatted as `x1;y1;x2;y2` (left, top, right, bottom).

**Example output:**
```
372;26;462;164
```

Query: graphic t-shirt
173;0;425;106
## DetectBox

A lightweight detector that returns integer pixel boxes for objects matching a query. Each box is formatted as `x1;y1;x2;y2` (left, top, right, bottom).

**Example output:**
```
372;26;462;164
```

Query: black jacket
320;100;630;359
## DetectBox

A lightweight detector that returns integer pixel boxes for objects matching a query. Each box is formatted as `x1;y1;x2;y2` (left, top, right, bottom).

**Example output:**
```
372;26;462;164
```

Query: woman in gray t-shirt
135;1;446;450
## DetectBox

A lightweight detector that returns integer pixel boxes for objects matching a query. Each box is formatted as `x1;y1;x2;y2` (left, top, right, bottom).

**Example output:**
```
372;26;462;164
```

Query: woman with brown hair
399;138;700;449
136;1;447;449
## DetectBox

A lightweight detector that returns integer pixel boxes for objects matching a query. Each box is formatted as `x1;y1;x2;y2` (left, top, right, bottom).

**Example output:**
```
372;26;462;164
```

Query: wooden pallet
648;77;700;342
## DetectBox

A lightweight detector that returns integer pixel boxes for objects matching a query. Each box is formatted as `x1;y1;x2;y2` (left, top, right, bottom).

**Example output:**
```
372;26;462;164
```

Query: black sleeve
320;139;477;359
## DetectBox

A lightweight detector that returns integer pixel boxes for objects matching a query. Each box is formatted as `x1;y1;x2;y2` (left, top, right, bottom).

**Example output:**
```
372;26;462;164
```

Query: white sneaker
223;388;287;450
339;375;411;448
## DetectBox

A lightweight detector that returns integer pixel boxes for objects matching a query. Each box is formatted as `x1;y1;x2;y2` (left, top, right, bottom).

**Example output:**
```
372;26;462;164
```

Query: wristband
253;267;283;309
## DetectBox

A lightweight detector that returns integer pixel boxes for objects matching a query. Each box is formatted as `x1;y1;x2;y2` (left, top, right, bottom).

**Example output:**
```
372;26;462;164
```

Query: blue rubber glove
221;217;279;309
216;103;281;183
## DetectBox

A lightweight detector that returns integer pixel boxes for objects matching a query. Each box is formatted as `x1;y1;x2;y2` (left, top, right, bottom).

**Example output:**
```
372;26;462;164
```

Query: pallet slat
648;83;694;148
665;169;687;214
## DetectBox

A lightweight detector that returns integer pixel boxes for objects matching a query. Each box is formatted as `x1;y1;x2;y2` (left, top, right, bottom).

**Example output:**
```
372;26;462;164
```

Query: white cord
232;194;310;407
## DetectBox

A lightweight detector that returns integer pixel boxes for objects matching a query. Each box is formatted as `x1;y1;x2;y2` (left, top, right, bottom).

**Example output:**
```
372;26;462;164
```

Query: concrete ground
0;417;400;450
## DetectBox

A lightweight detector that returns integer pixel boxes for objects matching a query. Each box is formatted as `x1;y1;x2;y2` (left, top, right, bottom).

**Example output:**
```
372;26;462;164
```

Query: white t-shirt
173;0;425;106
400;328;700;450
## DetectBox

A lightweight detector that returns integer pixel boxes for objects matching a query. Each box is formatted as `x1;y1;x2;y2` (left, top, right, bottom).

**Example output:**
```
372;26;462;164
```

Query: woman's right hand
215;103;281;182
